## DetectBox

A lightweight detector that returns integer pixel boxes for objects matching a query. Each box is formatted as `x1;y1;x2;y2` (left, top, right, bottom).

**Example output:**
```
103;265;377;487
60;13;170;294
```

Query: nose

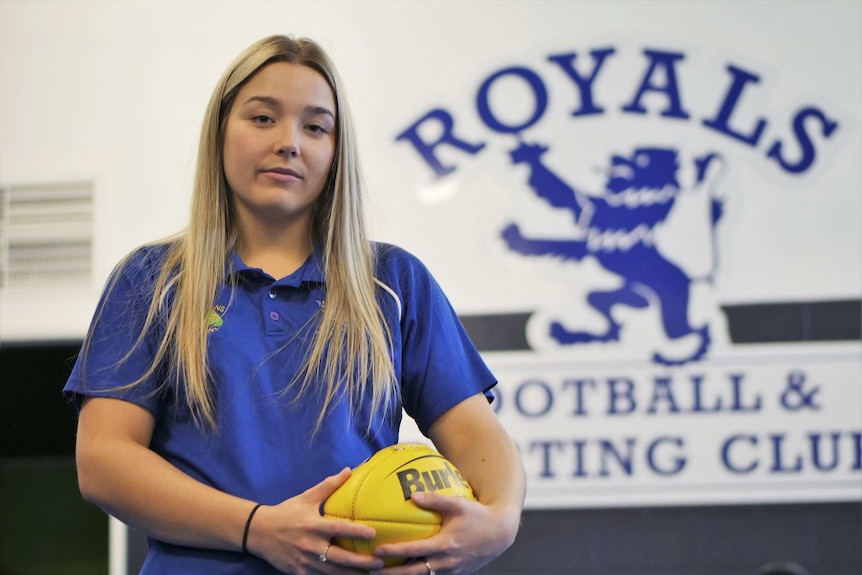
276;127;300;158
277;143;299;158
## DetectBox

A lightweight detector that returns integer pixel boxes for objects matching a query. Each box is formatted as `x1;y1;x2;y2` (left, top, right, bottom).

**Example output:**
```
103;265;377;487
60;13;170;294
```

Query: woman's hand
370;489;520;575
369;393;525;575
246;467;386;574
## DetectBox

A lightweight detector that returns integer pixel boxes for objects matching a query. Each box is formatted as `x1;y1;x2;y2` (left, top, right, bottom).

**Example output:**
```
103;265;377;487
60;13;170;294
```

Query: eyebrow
242;95;335;119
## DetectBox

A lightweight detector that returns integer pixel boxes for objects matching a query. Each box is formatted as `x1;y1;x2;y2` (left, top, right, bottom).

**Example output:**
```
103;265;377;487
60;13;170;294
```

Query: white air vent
0;182;93;288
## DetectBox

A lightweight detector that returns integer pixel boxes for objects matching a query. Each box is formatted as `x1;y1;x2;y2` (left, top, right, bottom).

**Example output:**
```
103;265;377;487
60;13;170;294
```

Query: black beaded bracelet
242;503;263;554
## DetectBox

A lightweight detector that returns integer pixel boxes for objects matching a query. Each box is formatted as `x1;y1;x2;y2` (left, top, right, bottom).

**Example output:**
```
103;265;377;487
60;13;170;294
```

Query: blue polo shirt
64;241;496;574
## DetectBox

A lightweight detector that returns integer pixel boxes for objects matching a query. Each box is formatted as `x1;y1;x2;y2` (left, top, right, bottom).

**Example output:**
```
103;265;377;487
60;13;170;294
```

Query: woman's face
223;61;336;234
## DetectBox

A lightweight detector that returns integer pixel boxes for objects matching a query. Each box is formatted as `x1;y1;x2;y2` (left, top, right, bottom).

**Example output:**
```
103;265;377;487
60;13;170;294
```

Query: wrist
242;503;263;554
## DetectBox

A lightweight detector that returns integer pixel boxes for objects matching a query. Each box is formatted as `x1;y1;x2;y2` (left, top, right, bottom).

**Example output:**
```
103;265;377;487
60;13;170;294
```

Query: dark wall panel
478;503;861;575
0;341;81;458
3;299;860;575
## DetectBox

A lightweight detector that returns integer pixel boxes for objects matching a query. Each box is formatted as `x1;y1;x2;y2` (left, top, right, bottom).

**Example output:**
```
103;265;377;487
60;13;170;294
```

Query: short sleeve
376;244;496;436
63;246;171;416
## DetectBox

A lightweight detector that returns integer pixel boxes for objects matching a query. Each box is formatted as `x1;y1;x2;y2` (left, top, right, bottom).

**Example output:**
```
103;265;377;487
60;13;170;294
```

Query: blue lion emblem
502;141;725;365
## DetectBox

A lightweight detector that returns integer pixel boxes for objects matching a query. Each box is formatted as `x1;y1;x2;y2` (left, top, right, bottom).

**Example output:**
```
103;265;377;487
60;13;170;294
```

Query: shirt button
268;290;276;299
269;311;279;321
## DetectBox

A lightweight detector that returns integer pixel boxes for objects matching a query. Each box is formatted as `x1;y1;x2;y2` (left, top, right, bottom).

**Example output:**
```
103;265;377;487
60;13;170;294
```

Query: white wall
2;0;861;509
2;0;859;341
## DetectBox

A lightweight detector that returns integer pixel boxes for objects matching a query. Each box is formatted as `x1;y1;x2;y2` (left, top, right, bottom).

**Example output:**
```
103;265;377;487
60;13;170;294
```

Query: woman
65;35;525;575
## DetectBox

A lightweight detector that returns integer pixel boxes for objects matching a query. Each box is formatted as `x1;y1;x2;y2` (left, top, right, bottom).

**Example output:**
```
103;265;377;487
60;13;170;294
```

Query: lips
263;167;302;178
260;166;302;182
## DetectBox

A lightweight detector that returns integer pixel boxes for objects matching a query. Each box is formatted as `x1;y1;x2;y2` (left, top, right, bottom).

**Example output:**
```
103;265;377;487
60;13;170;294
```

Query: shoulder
119;241;175;273
106;240;178;295
371;241;452;317
85;241;179;331
372;241;431;278
371;242;440;317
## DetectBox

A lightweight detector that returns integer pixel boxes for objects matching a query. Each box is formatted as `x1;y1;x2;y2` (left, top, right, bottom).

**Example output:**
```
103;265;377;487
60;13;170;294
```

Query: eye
251;114;274;125
306;123;330;135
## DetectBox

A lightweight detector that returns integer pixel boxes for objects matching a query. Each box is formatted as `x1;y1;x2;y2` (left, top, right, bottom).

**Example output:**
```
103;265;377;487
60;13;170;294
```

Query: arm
429;393;525;544
76;397;254;549
373;393;526;574
75;397;383;571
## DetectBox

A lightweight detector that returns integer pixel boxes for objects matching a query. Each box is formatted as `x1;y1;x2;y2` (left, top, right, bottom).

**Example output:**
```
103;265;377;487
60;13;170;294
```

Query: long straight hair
86;35;396;432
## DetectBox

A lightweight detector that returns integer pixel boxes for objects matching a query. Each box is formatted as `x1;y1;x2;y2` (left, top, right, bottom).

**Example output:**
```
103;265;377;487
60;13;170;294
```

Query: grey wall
486;503;861;575
2;342;860;575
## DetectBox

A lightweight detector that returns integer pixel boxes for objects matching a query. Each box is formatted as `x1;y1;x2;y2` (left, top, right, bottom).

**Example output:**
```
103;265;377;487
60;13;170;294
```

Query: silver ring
318;543;330;563
425;558;436;575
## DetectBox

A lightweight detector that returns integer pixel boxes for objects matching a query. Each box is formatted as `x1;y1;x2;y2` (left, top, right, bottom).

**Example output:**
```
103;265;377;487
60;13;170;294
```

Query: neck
236;221;314;279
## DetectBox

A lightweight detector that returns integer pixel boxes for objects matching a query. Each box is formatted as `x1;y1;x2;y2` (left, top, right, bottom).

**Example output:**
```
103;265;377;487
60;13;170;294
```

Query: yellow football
322;443;477;566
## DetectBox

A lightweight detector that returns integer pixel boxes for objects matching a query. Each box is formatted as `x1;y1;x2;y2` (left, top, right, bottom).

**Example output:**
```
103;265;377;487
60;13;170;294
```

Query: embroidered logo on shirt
207;305;226;332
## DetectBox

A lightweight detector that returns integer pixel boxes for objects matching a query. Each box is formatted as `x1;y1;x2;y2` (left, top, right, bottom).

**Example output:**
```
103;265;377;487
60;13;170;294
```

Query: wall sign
395;42;861;508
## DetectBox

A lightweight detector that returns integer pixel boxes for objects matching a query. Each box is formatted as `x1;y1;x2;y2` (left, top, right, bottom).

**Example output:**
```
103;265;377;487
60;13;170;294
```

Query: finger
369;557;436;575
304;467;352;502
373;512;447;562
323;517;376;540
373;535;439;562
410;490;471;515
322;544;385;571
374;493;472;561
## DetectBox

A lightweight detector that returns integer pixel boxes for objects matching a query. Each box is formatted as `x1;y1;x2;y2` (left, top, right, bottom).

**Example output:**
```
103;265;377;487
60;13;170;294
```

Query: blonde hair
88;35;396;433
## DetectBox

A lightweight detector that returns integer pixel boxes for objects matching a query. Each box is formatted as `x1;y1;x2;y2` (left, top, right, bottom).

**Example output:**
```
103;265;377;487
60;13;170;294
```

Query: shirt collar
227;245;326;286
